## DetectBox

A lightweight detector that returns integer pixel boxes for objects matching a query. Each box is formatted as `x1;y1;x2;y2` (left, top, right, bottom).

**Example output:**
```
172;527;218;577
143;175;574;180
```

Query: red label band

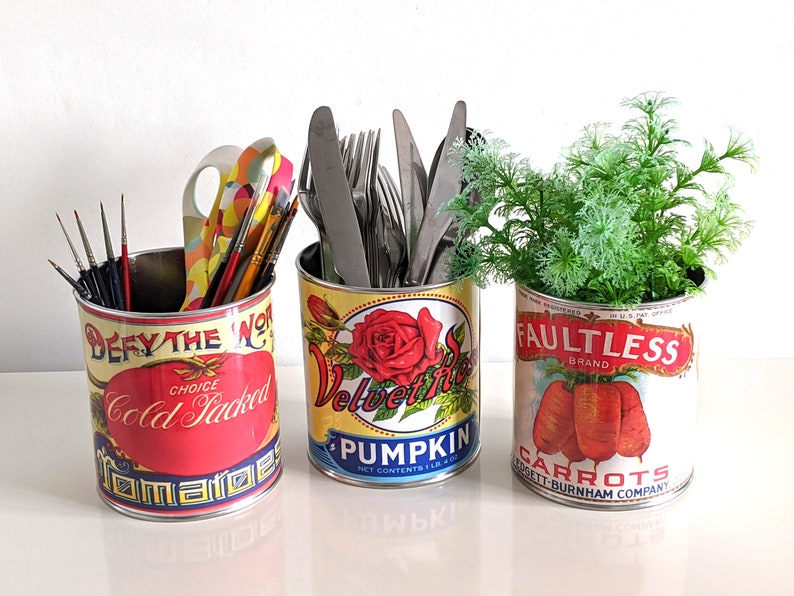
515;311;694;376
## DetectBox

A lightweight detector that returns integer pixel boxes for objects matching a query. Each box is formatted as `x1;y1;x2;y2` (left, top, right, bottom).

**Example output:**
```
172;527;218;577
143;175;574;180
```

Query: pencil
120;194;132;310
100;202;125;310
253;197;299;293
55;212;96;300
49;259;93;301
74;210;112;308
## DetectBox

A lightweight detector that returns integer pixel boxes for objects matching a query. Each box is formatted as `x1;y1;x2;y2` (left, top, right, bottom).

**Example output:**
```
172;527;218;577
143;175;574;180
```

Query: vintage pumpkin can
297;244;481;487
75;248;282;520
512;283;702;509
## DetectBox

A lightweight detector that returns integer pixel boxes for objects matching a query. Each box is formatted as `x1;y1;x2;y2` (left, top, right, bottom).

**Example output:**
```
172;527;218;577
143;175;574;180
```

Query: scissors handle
180;145;242;311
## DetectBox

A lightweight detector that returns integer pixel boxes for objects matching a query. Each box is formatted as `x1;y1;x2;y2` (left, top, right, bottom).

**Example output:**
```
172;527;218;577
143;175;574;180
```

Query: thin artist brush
253;196;299;293
210;192;262;307
234;188;289;300
233;187;291;302
120;194;132;310
55;212;96;300
48;259;93;301
74;210;112;307
100;202;125;310
200;207;246;309
220;171;274;304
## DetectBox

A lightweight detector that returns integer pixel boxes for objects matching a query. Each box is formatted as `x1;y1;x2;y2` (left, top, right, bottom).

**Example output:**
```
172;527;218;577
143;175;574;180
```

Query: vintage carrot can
74;248;282;520
297;244;481;487
512;283;701;509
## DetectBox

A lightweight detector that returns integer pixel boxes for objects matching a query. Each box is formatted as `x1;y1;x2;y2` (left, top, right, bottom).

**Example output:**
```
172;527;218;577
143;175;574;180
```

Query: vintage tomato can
297;244;481;487
74;248;282;520
512;283;701;509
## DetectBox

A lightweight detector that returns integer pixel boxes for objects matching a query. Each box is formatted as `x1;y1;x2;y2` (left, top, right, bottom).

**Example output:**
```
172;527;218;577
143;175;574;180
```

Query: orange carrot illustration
532;380;575;455
614;381;651;459
561;431;586;463
573;383;621;464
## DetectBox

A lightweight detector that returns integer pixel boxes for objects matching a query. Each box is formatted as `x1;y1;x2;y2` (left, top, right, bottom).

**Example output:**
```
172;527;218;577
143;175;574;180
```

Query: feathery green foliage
448;92;756;306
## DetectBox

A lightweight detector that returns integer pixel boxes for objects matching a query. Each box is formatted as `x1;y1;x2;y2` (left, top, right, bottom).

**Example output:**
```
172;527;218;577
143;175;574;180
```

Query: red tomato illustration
103;351;276;476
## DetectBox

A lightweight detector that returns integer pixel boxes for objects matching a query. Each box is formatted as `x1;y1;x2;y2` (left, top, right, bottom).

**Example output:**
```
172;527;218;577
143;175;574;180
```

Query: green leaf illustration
453;323;466;348
304;321;328;346
325;341;353;364
433;385;478;423
341;362;364;381
369;379;397;390
90;391;108;434
373;401;399;422
401;396;434;421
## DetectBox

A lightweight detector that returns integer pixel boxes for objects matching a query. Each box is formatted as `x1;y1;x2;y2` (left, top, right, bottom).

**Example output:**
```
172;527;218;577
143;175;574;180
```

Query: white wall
2;0;791;372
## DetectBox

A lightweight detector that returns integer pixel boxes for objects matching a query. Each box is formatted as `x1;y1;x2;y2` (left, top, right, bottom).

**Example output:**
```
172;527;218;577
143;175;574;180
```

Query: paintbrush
233;187;291;302
210;179;267;307
74;210;112;308
100;202;125;310
253;196;299;293
55;212;97;302
200;212;243;309
199;180;262;308
120;194;132;310
48;259;93;301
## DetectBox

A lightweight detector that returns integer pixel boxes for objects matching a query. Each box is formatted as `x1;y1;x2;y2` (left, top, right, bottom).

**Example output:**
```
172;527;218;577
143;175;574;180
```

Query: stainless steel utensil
364;129;384;287
403;100;466;286
424;127;483;283
297;146;341;284
378;166;407;286
393;109;427;263
307;106;370;287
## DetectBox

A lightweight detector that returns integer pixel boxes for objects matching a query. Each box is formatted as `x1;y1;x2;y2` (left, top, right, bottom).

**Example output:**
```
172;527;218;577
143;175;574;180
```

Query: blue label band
94;433;281;513
309;415;479;483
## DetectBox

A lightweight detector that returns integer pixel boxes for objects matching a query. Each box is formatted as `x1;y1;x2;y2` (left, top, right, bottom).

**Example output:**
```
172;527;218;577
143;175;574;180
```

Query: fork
297;145;339;283
363;129;384;286
378;167;407;286
345;130;382;286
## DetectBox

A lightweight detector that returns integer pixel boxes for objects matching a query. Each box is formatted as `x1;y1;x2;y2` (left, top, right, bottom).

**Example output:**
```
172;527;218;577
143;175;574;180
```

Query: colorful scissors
181;138;293;310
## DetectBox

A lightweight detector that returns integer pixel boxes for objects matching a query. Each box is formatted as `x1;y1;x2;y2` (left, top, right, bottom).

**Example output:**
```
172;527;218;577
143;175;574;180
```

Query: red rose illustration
348;307;443;386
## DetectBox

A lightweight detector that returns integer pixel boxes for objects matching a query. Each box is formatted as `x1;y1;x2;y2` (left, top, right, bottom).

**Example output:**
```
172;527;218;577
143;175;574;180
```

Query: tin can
512;283;701;509
75;247;282;520
297;244;481;487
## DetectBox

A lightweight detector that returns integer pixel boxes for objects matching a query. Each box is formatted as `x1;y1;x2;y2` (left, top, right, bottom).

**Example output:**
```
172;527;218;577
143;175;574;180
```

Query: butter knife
393;108;427;262
308;106;370;287
403;100;466;286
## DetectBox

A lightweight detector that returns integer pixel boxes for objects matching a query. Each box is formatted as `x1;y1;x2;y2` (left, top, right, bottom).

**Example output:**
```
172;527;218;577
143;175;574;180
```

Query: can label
77;289;281;518
299;272;480;486
512;285;699;508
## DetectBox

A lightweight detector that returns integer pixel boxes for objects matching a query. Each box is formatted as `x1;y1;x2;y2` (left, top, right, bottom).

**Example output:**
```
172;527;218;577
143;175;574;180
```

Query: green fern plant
448;92;757;306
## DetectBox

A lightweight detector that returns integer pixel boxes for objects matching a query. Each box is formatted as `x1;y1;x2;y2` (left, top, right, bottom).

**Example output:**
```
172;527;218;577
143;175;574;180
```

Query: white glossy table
2;360;792;595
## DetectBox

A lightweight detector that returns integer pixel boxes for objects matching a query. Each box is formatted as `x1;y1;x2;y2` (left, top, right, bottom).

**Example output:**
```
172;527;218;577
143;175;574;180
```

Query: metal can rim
296;242;468;294
516;270;707;312
73;246;275;318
